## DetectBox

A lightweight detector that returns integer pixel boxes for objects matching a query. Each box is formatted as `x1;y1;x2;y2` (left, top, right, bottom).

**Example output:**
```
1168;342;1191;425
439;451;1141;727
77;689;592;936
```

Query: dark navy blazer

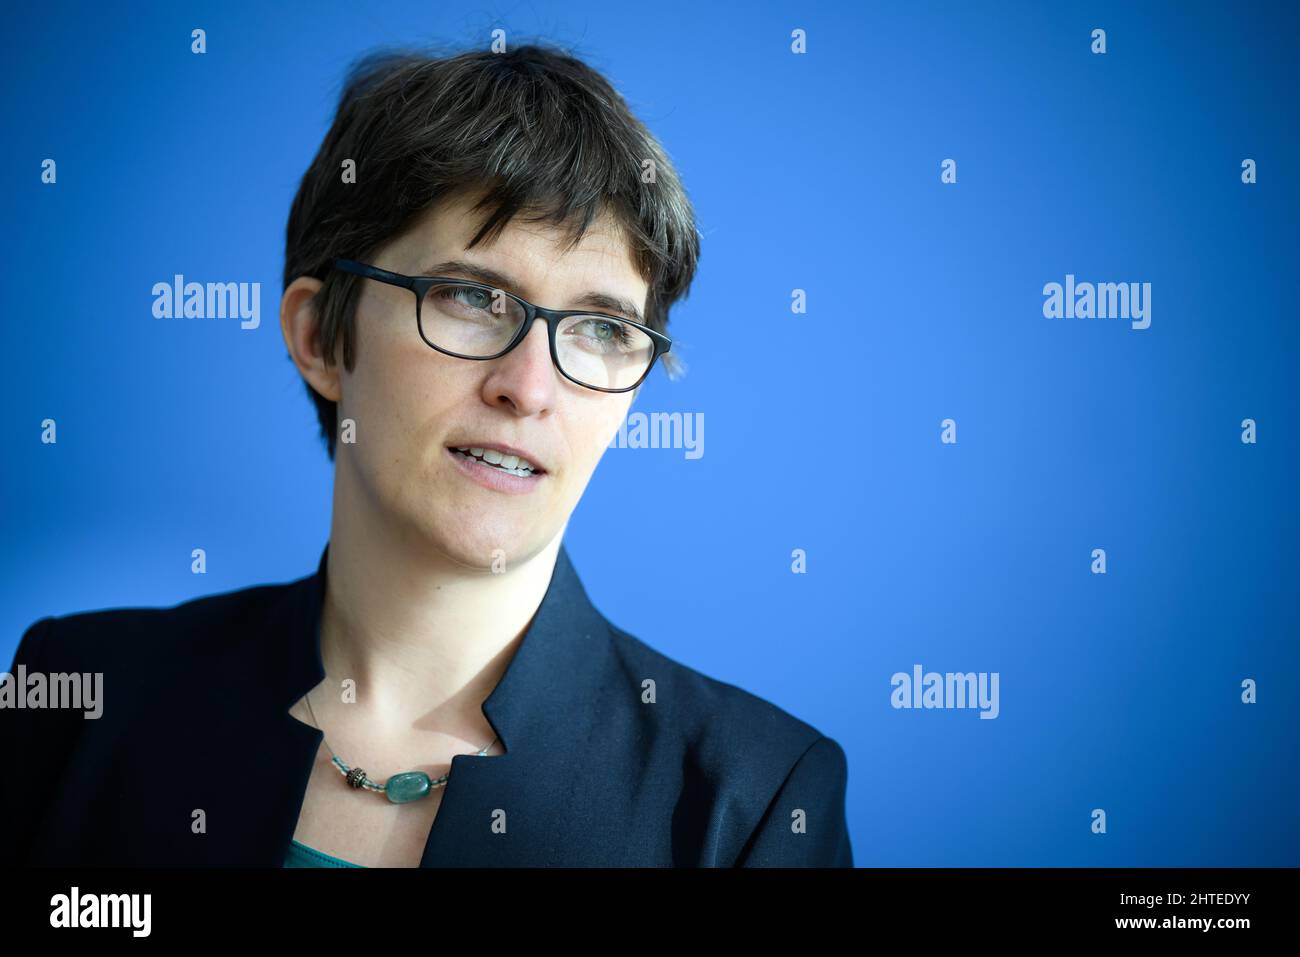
1;542;852;867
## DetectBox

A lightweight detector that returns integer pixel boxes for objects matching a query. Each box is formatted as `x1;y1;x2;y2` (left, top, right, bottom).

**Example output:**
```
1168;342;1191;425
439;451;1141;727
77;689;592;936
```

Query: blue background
3;0;1297;866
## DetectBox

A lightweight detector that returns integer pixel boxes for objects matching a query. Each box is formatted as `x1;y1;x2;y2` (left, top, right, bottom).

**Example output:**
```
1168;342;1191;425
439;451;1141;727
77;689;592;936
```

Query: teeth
451;446;538;476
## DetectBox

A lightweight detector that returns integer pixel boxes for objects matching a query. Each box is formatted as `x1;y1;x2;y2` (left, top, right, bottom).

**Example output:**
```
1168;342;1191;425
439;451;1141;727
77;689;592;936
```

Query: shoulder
8;576;301;677
599;618;847;786
595;620;853;866
3;576;306;783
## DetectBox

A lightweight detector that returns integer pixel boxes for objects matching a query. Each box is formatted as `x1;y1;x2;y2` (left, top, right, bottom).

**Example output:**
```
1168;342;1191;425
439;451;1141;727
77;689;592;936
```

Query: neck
316;476;562;738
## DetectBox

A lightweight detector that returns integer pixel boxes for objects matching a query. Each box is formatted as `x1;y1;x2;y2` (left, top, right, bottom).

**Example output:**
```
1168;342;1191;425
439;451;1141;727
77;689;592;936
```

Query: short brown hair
283;42;701;459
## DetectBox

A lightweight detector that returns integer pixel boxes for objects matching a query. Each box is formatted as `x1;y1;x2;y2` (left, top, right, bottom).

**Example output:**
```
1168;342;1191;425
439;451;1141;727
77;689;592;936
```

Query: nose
480;317;558;416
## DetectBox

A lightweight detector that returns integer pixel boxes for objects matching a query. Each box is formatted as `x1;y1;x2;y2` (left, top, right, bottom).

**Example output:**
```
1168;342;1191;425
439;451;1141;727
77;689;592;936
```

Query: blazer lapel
207;544;330;866
119;548;330;866
418;543;614;866
259;540;614;867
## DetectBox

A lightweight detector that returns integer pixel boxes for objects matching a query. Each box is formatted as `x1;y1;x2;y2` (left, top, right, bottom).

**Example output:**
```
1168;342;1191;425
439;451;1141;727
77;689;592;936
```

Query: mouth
447;444;545;477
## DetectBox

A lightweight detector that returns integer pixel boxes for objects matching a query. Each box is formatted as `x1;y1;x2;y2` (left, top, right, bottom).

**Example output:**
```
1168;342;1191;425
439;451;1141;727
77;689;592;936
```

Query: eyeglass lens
418;282;654;390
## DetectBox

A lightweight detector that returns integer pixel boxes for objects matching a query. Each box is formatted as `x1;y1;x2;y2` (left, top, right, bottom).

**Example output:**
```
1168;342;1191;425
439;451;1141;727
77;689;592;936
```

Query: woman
2;43;851;868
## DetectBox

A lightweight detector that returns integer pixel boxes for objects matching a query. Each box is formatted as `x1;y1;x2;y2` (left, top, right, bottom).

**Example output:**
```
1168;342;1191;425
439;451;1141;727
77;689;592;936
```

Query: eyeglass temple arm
333;258;416;290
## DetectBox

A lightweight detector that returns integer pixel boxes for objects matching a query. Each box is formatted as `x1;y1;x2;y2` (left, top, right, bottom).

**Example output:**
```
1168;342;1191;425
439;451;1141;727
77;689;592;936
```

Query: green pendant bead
385;771;432;803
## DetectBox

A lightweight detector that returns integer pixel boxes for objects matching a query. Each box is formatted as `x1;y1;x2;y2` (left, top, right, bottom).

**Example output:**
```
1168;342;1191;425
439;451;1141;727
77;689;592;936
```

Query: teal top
284;839;366;868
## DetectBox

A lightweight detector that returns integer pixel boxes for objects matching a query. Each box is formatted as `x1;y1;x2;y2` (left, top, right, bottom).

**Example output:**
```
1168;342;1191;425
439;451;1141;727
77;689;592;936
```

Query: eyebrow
421;259;645;325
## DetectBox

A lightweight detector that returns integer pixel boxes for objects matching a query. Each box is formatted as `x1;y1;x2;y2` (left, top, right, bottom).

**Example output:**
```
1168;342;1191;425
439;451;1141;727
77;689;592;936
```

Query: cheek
568;400;632;472
344;330;459;464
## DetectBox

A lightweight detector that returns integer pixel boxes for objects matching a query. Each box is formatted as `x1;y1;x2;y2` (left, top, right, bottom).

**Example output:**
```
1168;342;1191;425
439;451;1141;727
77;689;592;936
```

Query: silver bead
346;767;367;789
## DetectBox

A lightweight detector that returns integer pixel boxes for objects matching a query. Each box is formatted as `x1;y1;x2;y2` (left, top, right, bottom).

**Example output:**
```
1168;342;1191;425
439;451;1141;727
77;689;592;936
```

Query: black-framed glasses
332;258;671;393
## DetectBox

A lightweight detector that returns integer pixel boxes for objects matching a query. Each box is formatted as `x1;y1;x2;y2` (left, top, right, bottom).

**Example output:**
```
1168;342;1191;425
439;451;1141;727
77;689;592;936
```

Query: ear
280;276;341;403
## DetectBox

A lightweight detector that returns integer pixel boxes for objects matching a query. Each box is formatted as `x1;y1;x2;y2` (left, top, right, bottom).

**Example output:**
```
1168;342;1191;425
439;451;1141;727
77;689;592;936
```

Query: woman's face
327;190;646;569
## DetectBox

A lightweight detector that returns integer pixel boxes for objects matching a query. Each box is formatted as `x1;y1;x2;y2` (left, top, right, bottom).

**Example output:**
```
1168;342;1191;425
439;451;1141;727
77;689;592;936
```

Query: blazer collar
276;539;611;754
247;539;618;865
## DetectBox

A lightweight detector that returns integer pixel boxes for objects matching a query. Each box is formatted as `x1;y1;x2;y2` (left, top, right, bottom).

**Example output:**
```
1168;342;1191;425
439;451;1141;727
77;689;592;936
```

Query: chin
427;512;554;572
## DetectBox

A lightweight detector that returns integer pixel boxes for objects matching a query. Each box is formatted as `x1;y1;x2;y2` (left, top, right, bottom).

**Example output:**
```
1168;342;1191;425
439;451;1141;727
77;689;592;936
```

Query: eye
451;286;493;310
426;283;514;321
559;317;649;364
576;317;631;343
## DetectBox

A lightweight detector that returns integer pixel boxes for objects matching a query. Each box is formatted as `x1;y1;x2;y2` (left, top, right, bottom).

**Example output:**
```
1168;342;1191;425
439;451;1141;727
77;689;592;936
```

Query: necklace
303;688;499;804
